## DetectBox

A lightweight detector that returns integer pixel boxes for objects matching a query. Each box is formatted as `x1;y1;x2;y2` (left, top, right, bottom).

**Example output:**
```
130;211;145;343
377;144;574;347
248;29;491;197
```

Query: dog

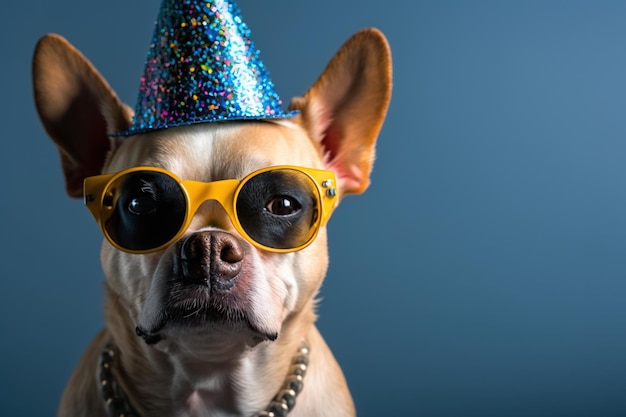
32;2;391;416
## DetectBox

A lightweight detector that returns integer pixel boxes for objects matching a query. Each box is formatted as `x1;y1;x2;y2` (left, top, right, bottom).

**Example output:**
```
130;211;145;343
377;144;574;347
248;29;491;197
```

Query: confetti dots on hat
113;0;297;137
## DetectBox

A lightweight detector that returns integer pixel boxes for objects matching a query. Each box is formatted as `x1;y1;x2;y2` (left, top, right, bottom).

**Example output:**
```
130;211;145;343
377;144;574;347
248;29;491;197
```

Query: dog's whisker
182;306;204;319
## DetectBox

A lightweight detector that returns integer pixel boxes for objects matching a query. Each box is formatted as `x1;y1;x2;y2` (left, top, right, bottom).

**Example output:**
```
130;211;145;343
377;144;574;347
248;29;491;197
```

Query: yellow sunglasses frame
83;165;338;254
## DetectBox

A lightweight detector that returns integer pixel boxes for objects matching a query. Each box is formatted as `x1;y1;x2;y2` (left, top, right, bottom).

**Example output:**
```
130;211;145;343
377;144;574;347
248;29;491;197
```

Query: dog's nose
180;231;243;289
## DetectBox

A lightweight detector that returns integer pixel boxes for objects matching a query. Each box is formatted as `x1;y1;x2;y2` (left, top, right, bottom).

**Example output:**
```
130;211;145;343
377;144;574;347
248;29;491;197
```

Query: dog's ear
32;34;133;198
289;28;392;197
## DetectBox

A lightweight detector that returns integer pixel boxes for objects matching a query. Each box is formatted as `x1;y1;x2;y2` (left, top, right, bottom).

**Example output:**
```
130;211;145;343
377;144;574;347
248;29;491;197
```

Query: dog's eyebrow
207;158;274;182
239;159;274;176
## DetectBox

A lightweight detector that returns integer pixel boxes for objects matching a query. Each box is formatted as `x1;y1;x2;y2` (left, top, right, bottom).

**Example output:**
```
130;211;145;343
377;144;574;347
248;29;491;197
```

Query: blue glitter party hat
113;0;297;136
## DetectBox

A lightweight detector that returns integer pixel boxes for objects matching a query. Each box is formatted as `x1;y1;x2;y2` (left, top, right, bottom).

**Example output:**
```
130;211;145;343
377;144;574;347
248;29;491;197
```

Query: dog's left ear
32;34;133;198
289;28;392;197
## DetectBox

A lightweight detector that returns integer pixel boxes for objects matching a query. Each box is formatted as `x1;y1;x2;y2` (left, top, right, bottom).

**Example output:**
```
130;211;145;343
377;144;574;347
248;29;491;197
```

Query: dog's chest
166;362;263;417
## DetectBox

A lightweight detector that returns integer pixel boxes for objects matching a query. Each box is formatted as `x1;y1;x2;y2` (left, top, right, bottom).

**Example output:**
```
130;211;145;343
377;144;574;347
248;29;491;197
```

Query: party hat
113;0;297;137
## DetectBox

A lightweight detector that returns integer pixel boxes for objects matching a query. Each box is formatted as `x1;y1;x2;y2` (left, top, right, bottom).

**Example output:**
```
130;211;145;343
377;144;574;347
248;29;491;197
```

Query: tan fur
33;28;391;417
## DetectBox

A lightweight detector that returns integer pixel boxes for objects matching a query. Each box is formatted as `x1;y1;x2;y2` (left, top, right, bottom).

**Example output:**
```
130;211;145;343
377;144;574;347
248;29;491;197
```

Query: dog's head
33;29;391;356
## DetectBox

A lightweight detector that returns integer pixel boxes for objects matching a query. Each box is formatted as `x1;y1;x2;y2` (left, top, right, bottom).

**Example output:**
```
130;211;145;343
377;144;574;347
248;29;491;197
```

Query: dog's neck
100;339;310;417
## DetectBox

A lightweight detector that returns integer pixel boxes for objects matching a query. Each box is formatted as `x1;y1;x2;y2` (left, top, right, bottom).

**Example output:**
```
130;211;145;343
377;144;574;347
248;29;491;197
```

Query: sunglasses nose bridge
182;179;240;225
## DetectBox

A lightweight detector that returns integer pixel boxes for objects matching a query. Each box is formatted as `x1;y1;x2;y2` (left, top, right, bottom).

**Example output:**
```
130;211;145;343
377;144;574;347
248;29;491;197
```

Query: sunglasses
83;166;338;254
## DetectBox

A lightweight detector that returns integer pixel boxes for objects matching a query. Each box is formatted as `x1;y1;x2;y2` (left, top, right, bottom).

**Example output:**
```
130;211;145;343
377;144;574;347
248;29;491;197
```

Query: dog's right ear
289;28;392;198
32;34;133;198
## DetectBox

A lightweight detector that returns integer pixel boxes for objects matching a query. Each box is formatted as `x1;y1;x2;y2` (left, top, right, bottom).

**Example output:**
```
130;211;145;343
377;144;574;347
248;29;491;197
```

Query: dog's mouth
135;285;278;346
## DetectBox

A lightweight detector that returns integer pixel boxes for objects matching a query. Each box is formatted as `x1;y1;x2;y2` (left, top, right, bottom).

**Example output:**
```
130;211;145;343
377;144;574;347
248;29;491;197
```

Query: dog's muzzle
135;231;250;345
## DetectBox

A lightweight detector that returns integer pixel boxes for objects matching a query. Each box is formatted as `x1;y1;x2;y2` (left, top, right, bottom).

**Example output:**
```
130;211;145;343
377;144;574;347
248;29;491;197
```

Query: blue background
2;1;626;416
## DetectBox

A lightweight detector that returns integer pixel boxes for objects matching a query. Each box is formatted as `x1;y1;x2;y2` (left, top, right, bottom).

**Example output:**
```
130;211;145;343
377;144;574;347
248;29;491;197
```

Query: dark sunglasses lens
103;171;186;251
236;169;319;249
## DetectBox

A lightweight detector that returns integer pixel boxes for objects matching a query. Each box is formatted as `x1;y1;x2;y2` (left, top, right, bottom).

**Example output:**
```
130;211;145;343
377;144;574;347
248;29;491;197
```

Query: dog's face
101;121;332;354
33;29;391;358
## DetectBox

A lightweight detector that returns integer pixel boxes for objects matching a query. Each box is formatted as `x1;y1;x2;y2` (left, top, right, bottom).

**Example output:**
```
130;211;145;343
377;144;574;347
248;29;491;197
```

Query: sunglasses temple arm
83;175;114;223
319;175;339;226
